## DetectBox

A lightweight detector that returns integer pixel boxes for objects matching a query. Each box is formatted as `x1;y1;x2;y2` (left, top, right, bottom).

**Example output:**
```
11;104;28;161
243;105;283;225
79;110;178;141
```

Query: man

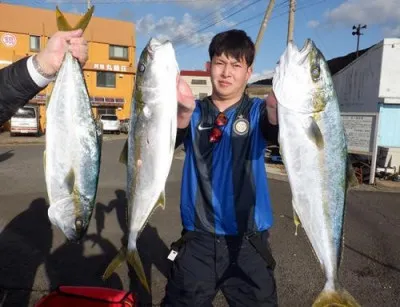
0;29;88;126
163;29;279;306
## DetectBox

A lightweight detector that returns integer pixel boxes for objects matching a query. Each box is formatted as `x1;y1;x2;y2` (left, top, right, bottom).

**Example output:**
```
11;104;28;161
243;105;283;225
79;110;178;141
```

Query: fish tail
102;246;127;280
312;289;360;307
56;6;94;32
126;249;150;293
102;247;150;293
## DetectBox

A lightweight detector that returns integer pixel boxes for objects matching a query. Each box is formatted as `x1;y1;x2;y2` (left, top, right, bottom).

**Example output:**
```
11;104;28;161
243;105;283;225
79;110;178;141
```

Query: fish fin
55;6;73;31
102;247;127;280
43;150;46;174
312;289;360;307
156;191;166;210
45;93;52;109
73;6;94;32
56;6;94;32
119;139;128;165
126;249;150;293
347;158;359;189
293;207;301;236
65;168;75;195
305;117;324;149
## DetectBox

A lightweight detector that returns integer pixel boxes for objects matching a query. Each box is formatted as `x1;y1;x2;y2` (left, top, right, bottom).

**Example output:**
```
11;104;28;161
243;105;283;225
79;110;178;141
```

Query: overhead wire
175;0;291;54
172;0;264;46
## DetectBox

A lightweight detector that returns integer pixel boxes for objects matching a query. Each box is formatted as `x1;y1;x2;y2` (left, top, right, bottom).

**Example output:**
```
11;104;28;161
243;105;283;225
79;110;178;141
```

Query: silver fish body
273;40;360;307
103;38;178;291
127;38;178;250
44;51;102;242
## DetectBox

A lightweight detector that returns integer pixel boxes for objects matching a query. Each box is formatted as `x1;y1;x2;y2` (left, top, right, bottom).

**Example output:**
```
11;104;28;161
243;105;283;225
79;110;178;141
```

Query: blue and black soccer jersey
176;95;278;235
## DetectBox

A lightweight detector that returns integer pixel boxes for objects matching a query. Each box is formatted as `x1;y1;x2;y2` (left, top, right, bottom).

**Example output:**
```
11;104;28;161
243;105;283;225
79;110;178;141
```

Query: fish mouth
65;226;87;243
299;39;313;54
147;38;173;55
295;39;315;64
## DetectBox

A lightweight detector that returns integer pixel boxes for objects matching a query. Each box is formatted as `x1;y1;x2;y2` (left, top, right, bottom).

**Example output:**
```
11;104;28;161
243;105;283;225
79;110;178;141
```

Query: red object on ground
35;286;136;307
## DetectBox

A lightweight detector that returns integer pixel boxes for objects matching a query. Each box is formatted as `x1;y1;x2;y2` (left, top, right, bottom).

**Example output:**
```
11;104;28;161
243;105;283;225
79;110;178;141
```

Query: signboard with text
341;113;377;155
85;62;135;73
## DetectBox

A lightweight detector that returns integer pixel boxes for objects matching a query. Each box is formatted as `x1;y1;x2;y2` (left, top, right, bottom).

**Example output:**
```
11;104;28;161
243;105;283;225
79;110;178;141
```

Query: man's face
210;53;252;101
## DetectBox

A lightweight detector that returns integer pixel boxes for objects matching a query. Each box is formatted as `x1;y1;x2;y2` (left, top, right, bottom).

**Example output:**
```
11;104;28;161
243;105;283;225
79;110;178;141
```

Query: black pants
162;230;277;307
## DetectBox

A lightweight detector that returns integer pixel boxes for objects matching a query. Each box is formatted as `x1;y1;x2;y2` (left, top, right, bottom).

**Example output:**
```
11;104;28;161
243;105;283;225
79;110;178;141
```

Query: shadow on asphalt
0;198;53;306
0;191;171;306
0;150;14;163
95;189;170;306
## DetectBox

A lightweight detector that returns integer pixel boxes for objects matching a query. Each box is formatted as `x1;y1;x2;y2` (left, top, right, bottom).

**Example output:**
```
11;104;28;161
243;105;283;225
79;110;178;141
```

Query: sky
5;0;400;82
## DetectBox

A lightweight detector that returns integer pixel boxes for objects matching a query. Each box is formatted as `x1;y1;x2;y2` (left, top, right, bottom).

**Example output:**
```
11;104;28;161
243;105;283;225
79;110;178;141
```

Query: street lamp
352;24;367;58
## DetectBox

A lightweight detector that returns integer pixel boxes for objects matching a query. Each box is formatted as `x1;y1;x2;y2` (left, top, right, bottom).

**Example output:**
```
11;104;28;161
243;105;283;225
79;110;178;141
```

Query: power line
173;0;291;51
299;0;330;58
43;0;232;3
175;0;289;54
170;0;244;46
176;0;326;55
173;0;263;46
239;0;329;32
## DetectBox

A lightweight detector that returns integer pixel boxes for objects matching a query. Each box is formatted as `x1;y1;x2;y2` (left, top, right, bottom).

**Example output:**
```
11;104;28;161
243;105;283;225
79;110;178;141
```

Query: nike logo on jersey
198;124;213;131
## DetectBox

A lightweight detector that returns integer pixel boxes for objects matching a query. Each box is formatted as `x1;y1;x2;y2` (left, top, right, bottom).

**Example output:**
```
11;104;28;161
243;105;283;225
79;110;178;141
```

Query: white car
99;114;120;134
10;106;40;136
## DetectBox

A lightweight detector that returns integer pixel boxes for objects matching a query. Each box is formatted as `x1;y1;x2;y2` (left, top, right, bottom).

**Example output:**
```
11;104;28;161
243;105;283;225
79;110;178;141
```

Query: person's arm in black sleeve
0;57;43;126
0;29;89;127
259;93;279;145
175;126;190;149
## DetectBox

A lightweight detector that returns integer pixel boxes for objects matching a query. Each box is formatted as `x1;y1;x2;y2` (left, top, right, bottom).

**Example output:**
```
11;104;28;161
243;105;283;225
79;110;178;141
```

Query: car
10;105;40;137
99;114;120;134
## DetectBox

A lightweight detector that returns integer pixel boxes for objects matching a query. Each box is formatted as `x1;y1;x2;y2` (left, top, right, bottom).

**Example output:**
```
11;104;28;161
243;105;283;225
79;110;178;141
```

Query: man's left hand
265;91;278;125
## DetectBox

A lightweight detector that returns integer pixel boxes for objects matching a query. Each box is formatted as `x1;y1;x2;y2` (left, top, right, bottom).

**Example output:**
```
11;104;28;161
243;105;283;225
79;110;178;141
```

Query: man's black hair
208;29;255;67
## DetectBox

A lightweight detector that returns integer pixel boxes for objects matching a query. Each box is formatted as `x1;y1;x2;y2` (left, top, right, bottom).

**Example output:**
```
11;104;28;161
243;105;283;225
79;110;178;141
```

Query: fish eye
311;64;320;81
138;63;146;73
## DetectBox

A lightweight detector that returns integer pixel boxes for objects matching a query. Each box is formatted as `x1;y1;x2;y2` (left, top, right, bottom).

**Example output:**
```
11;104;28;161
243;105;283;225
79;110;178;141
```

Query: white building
180;62;212;100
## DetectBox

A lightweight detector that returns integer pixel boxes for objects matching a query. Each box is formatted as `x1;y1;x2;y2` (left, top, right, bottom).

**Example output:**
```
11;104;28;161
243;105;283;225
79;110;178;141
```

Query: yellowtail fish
273;39;360;307
102;38;179;292
44;6;102;242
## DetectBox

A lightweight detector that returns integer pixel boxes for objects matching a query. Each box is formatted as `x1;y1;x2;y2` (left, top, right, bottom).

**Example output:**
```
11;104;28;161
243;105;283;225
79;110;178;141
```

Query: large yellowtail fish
102;38;179;292
44;6;102;242
272;39;360;307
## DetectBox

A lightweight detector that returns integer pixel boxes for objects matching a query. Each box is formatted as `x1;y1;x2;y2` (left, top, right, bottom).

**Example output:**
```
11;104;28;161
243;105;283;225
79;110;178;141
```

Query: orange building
0;3;136;133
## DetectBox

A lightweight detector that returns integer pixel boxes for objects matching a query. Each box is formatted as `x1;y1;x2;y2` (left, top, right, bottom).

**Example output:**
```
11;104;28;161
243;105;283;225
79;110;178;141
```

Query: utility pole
287;0;296;44
352;24;367;57
254;0;276;56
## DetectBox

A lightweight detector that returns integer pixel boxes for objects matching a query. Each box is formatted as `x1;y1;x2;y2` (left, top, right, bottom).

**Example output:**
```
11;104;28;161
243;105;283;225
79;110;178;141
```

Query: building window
97;72;116;88
30;36;40;52
191;79;207;85
97;108;116;116
109;45;129;60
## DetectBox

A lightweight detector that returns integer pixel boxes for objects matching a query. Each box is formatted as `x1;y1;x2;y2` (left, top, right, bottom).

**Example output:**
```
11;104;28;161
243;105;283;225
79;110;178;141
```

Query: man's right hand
35;29;88;77
177;77;195;129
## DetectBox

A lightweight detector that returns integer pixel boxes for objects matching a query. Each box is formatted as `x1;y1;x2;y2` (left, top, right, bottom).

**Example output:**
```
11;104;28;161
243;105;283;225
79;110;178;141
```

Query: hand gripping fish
273;39;360;307
44;6;102;242
102;38;179;292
